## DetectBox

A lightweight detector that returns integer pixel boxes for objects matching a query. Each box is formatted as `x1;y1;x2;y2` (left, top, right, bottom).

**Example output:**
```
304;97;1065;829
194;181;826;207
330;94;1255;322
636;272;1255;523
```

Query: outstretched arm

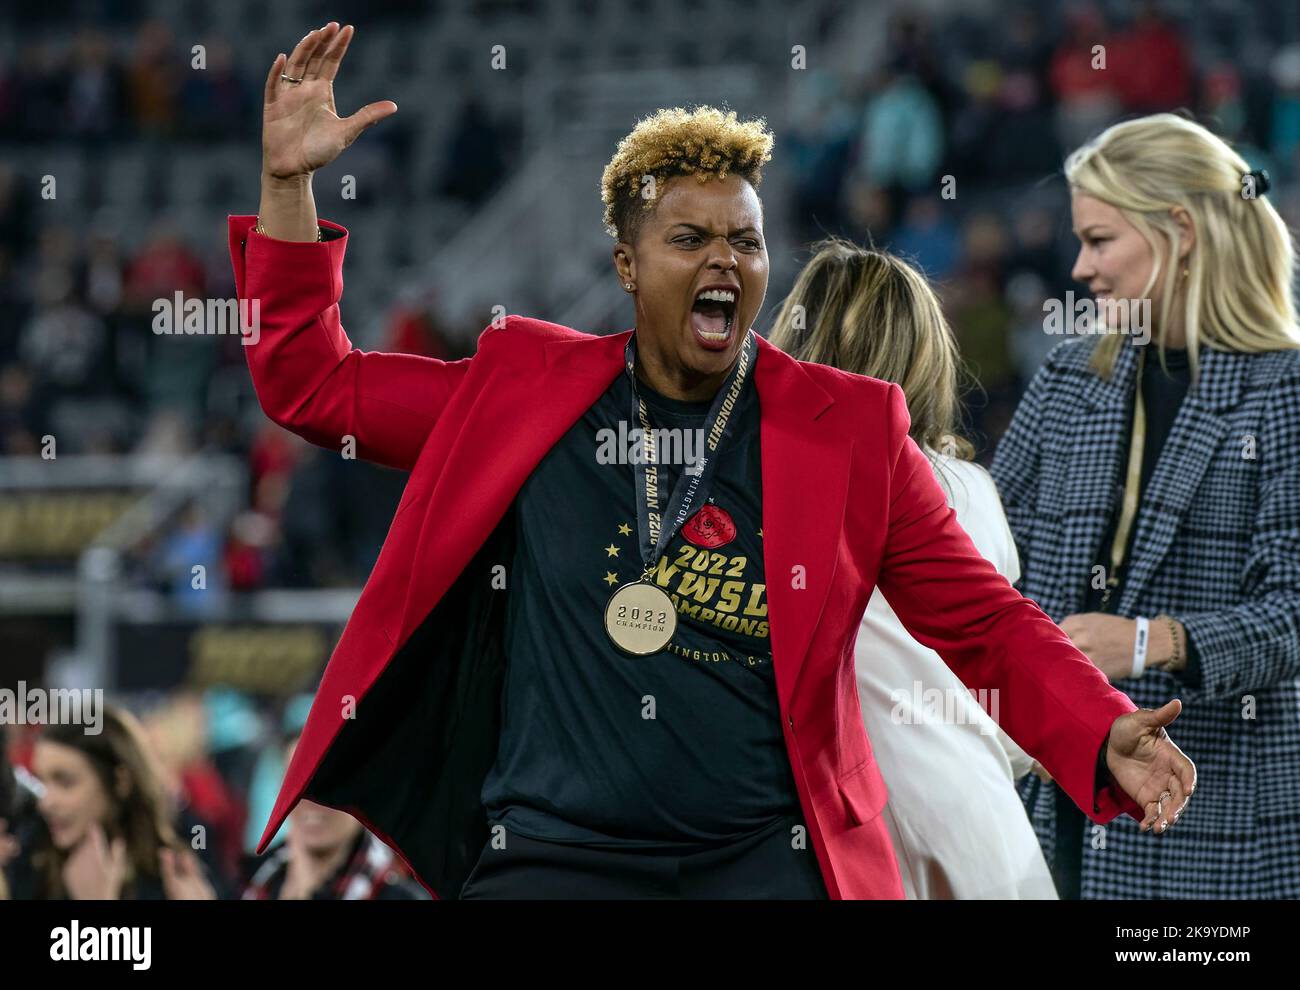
874;382;1150;824
231;23;472;470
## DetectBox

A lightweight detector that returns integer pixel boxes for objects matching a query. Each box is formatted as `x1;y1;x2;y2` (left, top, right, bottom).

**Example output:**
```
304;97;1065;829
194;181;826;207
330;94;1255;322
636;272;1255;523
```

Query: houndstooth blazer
989;334;1300;899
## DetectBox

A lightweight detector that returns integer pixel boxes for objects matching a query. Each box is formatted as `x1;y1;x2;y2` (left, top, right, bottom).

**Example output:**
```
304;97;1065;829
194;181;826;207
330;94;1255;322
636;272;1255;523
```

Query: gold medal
604;580;677;656
610;329;754;659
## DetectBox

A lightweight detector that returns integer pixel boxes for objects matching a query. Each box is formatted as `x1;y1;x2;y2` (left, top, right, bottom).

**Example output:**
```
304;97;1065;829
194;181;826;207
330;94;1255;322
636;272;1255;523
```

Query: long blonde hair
768;236;976;462
1065;112;1300;383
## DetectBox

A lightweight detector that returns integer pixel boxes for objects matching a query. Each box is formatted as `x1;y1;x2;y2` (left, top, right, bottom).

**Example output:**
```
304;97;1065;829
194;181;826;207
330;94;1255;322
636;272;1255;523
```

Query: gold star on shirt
603;571;619;586
605;543;620;557
617;522;632;536
757;528;764;538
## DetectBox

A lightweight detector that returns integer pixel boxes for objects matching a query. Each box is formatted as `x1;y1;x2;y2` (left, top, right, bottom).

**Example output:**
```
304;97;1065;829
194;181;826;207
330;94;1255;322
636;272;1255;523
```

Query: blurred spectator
943;211;1016;451
1049;5;1121;150
241;730;427;900
1;723;48;902
224;510;276;591
121;220;208;310
151;500;227;613
893;196;961;281
83;228;126;316
1005;269;1057;386
66;29;126;142
1271;45;1300;180
177;39;251;140
142;691;245;897
854;57;945;193
384;287;455;358
785;70;862;242
19;266;108;393
1109;1;1193;113
21;706;215;899
124;20;182;139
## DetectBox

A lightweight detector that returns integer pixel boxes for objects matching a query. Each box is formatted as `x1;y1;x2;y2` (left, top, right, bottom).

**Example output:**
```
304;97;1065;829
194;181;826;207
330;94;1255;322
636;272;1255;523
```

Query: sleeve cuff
1175;628;1203;688
1089;728;1145;823
228;214;346;244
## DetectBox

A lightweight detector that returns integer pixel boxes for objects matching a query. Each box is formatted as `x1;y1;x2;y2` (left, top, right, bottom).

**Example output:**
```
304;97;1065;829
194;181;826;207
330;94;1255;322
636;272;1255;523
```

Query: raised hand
262;22;398;180
1104;700;1197;834
62;823;128;900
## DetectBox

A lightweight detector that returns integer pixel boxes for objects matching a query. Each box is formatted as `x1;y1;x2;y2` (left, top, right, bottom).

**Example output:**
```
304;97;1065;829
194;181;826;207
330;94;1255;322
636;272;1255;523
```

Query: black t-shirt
1056;343;1196;898
479;367;801;848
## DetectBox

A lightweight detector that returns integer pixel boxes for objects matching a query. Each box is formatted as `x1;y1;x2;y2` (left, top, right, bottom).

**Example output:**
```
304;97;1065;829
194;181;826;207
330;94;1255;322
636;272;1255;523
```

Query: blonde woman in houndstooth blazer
991;113;1300;898
770;240;1057;898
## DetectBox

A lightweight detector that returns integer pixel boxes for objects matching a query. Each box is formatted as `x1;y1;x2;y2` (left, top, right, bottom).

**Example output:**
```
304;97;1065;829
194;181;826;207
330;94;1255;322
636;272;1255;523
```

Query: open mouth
689;287;737;349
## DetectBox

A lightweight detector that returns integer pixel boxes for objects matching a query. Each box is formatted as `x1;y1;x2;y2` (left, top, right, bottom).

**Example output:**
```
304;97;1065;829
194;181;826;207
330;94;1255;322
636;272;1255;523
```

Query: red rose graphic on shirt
683;504;737;549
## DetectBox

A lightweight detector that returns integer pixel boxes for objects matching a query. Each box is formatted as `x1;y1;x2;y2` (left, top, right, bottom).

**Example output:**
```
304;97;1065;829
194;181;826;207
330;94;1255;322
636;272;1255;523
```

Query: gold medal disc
603;581;677;656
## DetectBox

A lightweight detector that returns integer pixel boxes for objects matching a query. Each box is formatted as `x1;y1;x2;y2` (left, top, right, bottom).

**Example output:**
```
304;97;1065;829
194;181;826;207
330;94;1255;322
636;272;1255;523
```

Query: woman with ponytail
992;112;1300;898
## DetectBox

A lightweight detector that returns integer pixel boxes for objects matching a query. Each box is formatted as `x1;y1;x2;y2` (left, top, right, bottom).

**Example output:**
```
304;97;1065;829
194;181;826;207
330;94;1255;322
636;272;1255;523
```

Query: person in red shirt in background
1109;1;1193;114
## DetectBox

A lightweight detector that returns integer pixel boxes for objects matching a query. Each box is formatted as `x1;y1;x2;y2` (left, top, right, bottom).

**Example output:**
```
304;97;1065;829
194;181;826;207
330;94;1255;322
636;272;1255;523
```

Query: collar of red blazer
396;327;854;717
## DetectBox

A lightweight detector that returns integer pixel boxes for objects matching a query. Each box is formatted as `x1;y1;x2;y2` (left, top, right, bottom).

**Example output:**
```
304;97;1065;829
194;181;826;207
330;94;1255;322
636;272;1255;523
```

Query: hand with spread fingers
262;22;398;180
1104;699;1197;834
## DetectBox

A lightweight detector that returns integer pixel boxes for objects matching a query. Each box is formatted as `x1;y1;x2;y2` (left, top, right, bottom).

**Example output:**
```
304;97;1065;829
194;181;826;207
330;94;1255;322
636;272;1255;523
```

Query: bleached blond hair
600;105;775;243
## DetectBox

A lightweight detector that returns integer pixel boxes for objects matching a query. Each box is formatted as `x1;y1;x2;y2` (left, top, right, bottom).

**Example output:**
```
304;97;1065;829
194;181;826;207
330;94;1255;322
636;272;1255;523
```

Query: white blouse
854;450;1057;899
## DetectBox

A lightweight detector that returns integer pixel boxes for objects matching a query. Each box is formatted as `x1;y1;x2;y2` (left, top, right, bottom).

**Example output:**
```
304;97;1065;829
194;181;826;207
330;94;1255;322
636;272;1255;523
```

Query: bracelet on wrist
1155;614;1185;672
254;217;322;242
1131;616;1150;678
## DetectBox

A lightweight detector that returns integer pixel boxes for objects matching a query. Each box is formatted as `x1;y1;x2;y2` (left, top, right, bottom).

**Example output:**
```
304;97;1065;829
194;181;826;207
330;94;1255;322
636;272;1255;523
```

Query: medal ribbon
1101;345;1147;610
623;329;756;579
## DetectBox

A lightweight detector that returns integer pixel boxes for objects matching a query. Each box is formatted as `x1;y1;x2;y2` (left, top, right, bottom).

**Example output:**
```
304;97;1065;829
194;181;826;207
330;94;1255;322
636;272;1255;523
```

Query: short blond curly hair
600;105;775;243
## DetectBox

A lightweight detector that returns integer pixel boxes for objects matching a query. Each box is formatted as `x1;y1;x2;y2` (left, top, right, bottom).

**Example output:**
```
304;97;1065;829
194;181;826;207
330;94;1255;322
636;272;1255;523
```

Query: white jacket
854;450;1057;899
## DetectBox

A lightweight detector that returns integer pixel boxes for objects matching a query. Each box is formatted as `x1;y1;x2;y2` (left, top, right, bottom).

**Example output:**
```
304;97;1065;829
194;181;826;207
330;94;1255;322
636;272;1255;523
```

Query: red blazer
229;214;1145;899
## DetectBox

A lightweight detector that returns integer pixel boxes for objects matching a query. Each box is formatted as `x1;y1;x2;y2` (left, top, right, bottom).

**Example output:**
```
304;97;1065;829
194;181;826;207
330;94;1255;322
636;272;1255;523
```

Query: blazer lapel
396;328;850;720
396;328;631;643
753;335;849;714
1117;346;1248;613
1056;340;1141;618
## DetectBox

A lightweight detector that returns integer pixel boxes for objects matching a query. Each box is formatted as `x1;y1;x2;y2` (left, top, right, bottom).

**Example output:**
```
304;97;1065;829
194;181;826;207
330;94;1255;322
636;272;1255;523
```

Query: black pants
459;815;828;899
1054;786;1084;900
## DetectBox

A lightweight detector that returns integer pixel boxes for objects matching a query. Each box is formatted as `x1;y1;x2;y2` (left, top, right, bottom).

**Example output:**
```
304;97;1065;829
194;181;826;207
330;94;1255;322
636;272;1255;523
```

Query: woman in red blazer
233;22;1195;899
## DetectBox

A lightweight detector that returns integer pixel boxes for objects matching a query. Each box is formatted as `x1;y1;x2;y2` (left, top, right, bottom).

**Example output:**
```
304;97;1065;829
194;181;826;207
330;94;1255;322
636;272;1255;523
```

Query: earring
624;282;634;291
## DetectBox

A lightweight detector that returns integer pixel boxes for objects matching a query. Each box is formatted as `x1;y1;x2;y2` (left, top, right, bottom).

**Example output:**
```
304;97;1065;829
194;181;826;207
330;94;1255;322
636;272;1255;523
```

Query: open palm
1105;699;1197;833
262;22;397;180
